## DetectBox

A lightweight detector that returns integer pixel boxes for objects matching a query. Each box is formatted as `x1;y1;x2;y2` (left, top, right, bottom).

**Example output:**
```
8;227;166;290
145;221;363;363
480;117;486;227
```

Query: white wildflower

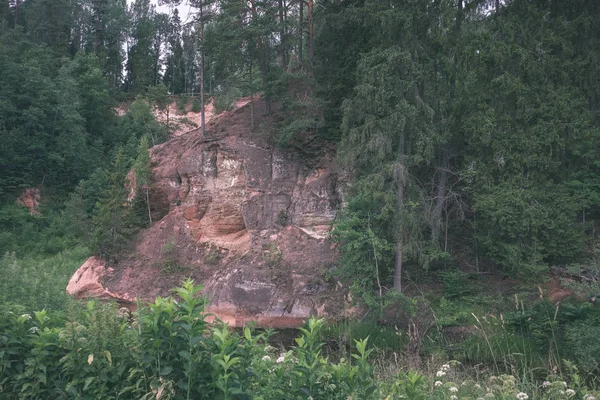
435;381;443;387
542;381;551;388
583;395;596;400
436;370;446;377
262;355;271;361
566;389;576;398
276;356;285;364
450;396;458;400
442;363;451;372
562;382;568;388
475;384;482;389
20;314;31;320
28;326;39;334
516;393;529;400
449;387;458;393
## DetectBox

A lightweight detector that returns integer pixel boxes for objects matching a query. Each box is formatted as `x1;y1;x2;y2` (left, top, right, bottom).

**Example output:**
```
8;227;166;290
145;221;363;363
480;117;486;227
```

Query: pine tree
126;0;157;92
163;8;186;93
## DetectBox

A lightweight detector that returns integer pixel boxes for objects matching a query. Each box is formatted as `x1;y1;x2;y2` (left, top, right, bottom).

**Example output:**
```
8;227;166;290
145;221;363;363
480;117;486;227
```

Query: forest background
0;0;599;398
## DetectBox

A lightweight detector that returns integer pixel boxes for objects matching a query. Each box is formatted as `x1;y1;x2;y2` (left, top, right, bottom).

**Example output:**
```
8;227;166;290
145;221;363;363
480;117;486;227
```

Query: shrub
159;240;186;274
176;96;188;114
0;279;383;399
566;321;600;373
263;242;283;267
191;97;201;113
204;245;222;265
213;87;241;114
437;269;477;299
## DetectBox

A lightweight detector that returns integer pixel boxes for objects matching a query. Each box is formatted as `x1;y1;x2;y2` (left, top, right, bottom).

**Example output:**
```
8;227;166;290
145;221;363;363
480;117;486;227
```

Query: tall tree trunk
166;106;170;136
457;0;463;32
394;244;403;292
298;0;303;63
278;0;286;69
432;150;449;244
200;49;205;136
307;0;313;68
394;132;406;292
249;55;255;130
145;187;152;225
199;4;205;138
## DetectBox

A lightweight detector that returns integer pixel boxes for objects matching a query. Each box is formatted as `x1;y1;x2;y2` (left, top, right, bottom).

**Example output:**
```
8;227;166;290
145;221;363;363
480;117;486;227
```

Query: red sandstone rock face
69;99;348;328
16;188;41;216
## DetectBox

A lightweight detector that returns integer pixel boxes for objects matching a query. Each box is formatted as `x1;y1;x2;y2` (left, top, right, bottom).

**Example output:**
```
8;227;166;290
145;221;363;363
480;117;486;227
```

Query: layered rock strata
68;100;346;327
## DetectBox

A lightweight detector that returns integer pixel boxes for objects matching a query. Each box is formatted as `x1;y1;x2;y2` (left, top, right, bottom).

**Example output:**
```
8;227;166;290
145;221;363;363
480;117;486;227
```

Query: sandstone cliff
68;99;347;327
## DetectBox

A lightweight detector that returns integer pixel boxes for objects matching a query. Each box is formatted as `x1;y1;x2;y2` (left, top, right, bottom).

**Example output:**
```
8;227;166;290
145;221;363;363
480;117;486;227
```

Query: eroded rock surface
69;99;346;327
16;188;41;216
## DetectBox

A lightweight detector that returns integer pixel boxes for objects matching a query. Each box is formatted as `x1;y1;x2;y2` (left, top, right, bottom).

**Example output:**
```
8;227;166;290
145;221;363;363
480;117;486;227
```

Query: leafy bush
0;280;378;399
566;321;600;373
1;280;599;399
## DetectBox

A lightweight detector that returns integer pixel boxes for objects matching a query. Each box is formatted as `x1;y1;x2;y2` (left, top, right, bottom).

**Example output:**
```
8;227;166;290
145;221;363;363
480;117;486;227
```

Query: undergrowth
0;246;89;311
0;279;598;399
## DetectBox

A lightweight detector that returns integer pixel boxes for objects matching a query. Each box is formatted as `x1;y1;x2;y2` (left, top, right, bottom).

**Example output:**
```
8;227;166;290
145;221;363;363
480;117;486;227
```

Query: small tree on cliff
92;147;130;259
147;83;171;135
133;135;153;225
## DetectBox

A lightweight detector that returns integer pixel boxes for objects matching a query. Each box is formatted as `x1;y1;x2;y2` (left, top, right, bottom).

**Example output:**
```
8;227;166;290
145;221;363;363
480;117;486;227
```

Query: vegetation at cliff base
0;280;598;399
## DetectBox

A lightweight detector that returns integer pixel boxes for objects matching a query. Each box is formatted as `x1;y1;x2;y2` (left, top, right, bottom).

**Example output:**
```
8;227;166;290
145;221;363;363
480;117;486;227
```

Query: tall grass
0;246;89;311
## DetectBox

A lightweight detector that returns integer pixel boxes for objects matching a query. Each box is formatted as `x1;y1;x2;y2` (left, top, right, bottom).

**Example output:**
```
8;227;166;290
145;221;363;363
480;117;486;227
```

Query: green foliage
0;247;88;312
60;109;162;258
332;184;396;301
565;321;600;374
59;301;137;398
1;280;599;399
0;31;109;195
263;242;283;267
562;249;600;300
191;97;202;113
213;87;241;114
146;84;170;111
0;204;73;256
204;245;223;266
323;319;407;357
474;184;584;277
0;280;386;399
437;270;477;299
91;147;135;259
159;240;186;274
119;97;167;147
176;96;188;114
